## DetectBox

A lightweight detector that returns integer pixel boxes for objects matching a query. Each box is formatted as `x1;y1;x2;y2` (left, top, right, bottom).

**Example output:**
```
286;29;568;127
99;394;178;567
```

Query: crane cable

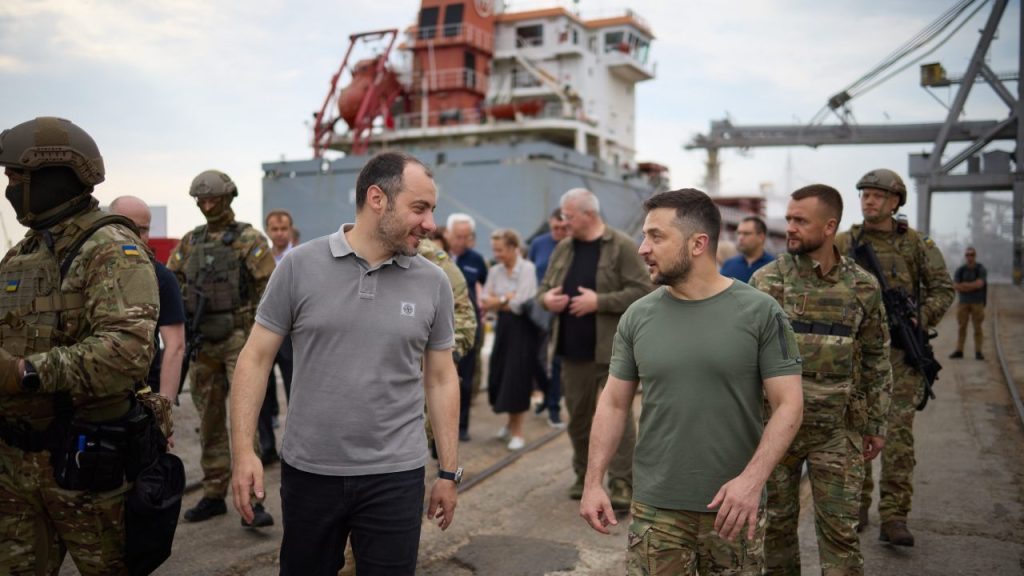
809;0;983;125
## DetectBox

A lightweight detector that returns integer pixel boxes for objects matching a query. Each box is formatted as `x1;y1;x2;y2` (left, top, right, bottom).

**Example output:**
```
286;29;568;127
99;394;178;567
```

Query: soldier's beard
653;249;692;286
787;235;825;256
377;204;422;257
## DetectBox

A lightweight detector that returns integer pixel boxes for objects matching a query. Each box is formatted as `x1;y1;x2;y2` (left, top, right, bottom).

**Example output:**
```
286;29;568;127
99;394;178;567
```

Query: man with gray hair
445;212;488;441
538;188;652;509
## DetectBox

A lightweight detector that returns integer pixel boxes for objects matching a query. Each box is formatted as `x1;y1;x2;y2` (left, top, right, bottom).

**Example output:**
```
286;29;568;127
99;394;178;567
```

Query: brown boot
608;478;633;511
568;475;585;501
856;505;869;533
880;520;915;546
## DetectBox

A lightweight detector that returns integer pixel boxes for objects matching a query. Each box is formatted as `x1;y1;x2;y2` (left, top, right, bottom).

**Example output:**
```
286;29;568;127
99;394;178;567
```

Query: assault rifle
180;288;207;397
853;242;941;410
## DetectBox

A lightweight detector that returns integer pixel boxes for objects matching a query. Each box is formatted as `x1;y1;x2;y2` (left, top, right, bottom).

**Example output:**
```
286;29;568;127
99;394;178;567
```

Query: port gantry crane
686;0;1023;285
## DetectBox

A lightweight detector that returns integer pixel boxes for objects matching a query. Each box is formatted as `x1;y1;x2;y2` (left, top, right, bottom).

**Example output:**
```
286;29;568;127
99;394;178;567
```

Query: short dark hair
642;188;721;252
740;216;766;235
549;208;564;221
792;184;843;221
265;209;293;228
355;152;432;210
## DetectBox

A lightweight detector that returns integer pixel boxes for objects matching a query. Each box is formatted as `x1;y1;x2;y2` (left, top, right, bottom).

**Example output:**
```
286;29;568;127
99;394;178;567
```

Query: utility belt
0;399;162;493
791;320;853;338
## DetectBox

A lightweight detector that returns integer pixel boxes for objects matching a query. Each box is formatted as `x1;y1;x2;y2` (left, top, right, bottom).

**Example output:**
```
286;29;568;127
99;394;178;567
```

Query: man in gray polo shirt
228;152;461;576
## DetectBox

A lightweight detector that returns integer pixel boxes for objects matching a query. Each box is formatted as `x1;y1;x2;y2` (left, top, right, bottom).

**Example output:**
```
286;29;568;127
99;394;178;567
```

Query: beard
652;248;692;286
787;235;825;256
377;204;422;257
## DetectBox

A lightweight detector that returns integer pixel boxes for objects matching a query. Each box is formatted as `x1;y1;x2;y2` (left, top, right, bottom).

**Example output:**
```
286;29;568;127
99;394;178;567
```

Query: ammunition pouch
198;312;235;342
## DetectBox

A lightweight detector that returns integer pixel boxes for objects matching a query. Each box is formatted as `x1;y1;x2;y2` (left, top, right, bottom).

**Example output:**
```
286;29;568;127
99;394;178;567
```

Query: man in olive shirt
950;246;987;360
580;189;804;575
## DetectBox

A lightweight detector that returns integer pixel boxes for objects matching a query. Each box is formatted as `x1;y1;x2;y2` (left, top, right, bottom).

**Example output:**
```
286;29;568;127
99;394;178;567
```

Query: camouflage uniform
751;249;892;575
168;208;274;500
835;222;953;525
0;118;159;575
627;501;766;575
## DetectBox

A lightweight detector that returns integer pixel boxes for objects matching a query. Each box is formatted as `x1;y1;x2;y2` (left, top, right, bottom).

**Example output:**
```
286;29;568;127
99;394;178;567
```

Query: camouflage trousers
191;328;259;499
627;501;765;575
861;348;918;523
765;424;865;576
0;442;128;575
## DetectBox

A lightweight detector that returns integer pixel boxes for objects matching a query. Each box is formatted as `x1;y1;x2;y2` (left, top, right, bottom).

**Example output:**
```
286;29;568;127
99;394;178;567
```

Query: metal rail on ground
458;427;566;494
992;286;1024;431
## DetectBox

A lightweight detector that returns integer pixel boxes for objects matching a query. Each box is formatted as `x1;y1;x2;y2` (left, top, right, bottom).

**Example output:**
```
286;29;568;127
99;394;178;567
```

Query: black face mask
5;167;90;229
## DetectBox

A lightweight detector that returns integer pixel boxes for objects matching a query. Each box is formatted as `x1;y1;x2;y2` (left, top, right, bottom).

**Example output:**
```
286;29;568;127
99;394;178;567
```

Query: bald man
110;196;186;430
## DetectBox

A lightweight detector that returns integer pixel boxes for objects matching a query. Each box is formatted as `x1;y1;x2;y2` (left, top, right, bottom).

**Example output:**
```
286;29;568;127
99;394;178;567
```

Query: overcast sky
0;0;1018;248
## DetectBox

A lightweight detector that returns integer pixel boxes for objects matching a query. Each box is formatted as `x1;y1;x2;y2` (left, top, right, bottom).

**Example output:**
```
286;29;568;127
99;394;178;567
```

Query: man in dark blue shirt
111;196;186;444
527;209;569;426
446;213;488;442
721;216;774;282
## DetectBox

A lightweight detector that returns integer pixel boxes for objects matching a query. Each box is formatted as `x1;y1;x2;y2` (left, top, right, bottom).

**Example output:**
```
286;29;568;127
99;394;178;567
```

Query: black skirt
488;310;540;414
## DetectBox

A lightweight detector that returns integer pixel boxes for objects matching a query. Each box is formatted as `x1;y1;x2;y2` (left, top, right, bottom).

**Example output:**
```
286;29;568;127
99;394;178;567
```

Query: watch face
454;467;464;484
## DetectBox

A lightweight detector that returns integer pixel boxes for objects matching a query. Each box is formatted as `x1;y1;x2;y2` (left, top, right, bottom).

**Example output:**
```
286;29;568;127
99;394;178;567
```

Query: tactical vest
0;211;136;421
182;223;251;341
848;224;921;295
769;256;865;424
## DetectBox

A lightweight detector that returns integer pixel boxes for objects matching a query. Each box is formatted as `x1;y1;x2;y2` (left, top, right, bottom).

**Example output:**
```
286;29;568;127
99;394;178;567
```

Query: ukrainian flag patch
122;244;141;256
5;280;19;293
252;246;264;258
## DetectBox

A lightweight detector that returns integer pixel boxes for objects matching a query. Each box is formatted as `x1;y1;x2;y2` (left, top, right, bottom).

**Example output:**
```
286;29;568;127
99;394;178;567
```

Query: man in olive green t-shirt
580;189;804;576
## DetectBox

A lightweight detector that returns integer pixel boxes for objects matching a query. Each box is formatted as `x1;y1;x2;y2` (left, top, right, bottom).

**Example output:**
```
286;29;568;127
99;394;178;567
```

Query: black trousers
456;325;481;434
257;338;293;456
279;461;425;576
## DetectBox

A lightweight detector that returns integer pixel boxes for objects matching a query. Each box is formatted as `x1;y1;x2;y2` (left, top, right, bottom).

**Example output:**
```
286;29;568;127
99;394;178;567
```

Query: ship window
464;51;476;89
516;24;543;47
419;6;439;39
588;35;597;53
604;31;625;52
444;3;464;37
572;27;579;45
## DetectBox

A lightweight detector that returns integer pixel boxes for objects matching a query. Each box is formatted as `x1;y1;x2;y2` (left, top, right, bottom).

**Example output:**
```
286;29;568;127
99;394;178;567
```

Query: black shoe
976;352;985;360
261;449;280;466
534;401;547;415
242;503;275;528
459;430;472;442
184;497;227;523
949;350;963;359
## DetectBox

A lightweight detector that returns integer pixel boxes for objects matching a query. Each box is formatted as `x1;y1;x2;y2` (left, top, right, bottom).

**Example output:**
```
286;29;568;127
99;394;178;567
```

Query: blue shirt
720;252;775;283
527;232;560;282
455;248;489;311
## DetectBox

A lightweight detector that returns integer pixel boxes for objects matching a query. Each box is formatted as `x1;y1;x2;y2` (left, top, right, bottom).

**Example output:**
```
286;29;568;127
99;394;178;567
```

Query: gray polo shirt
255;224;455;476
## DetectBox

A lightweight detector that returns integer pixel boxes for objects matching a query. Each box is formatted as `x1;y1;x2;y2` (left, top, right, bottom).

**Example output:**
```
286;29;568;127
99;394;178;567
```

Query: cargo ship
262;0;668;249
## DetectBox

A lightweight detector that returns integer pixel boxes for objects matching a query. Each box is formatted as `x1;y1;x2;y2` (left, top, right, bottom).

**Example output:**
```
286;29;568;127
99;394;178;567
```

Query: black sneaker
976;352;985;360
184;497;227;523
949;350;964;359
242;503;275;528
459;429;472;442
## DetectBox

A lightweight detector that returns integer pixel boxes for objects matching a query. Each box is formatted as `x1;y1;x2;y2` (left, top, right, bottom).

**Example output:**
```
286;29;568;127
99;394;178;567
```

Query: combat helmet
189;170;238;198
0;117;105;188
856;168;907;207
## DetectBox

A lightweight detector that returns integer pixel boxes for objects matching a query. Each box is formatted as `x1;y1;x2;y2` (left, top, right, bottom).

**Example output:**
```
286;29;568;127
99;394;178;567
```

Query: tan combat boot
880;520;915;546
608;478;633;511
568;474;585;500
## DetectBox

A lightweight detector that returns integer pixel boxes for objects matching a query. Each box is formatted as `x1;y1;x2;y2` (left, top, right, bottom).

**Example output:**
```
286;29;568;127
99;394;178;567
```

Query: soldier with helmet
751;184;892;575
168;169;276;527
835;168;954;547
0;117;159;573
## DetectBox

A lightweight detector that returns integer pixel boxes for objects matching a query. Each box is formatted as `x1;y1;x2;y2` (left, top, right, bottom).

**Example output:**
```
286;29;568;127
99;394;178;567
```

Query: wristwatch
499;295;509;306
21;360;40;392
438;466;463;486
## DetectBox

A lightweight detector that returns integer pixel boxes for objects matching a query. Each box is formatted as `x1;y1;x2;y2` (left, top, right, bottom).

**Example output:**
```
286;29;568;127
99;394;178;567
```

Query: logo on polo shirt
401;302;416;317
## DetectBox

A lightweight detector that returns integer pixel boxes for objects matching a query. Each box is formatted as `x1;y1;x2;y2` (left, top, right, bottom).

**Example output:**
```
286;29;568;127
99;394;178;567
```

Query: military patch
252;246;264;259
924;237;936;248
435;250;447;260
121;244;141;256
5;280;19;292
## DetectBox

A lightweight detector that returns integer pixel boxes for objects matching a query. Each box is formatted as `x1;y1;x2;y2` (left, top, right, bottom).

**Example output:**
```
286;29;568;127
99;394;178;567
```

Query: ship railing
390;100;579;131
578;7;652;33
409;23;494;52
409;68;490;93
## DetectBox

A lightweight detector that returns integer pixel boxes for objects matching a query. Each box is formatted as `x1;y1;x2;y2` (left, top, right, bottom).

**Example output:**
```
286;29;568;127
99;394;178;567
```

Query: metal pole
1014;1;1024;285
917;178;932;235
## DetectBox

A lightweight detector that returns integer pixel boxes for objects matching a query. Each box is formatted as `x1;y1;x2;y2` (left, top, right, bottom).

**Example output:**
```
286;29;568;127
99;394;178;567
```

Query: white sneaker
495;426;509;440
507;436;525;451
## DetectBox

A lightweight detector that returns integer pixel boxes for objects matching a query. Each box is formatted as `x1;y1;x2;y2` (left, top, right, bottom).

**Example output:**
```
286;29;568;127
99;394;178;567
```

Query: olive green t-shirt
609;280;801;511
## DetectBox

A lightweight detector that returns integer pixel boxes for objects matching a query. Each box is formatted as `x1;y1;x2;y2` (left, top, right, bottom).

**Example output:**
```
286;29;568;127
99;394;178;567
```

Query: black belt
791;320;853;338
0;419;54;453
